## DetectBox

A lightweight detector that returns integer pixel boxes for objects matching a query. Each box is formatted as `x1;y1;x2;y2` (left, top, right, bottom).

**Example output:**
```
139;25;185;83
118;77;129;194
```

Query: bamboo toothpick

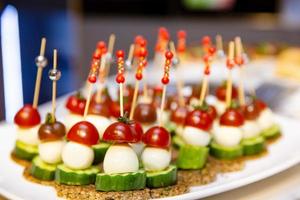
127;44;135;66
199;74;209;106
95;55;107;103
51;49;58;120
33;38;47;108
104;34;116;78
129;80;139;120
159;85;167;127
83;82;93;119
226;41;234;108
216;34;223;52
170;41;185;107
235;36;246;106
119;83;124;117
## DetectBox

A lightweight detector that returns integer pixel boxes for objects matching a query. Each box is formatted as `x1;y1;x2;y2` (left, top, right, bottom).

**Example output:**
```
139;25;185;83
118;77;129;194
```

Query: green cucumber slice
176;145;209;169
210;142;243;160
92;142;110;164
261;124;281;139
30;156;57;181
14;140;38;161
146;165;177;188
242;136;265;155
172;135;185;149
95;170;146;191
55;164;99;185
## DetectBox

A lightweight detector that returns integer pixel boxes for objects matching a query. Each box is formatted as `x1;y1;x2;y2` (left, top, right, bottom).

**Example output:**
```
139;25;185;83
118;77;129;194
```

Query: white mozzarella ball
182;126;211;146
257;108;274;130
16;125;40;145
141;147;171;171
86;115;111;139
64;113;83;131
39;140;65;164
212;119;219;134
213;125;242;147
242;120;261;139
62;141;94;170
214;100;226;116
130;142;145;157
103;144;139;174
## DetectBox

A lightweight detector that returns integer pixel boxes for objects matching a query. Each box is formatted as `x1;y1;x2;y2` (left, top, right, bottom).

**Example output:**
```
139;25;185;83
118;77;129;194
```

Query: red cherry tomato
215;83;238;101
242;103;260;120
170;106;188;125
67;121;99;146
220;108;245;127
142;126;170;148
207;105;217;120
253;99;267;113
14;104;41;127
133;103;157;124
88;101;111;117
129;121;143;143
185;110;213;131
102;122;135;143
66;95;86;115
109;101;131;118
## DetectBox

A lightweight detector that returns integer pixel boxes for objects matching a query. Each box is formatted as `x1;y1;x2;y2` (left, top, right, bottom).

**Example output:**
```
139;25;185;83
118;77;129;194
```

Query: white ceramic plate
1;99;300;200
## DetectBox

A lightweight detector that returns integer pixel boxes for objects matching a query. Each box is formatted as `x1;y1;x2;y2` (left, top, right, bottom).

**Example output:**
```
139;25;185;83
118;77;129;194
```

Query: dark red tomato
14;104;41;127
151;85;163;108
102;122;135;143
170;106;188;125
142;126;170;148
91;88;112;105
67;121;99;146
242;103;260;120
185;110;213;131
109;101;131;118
133;103;157;123
129;121;143;143
88;101;110;117
207;105;217;120
38;121;66;141
66;95;86;115
220;109;244;127
253;99;267;113
215;83;238;101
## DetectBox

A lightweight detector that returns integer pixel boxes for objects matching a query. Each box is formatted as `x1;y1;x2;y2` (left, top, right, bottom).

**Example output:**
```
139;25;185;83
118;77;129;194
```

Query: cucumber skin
210;142;243;160
172;135;185;149
177;145;209;169
92;143;110;164
30;157;56;181
261;124;281;139
14;141;38;161
95;170;146;191
242;136;265;155
55;165;99;185
146;165;177;188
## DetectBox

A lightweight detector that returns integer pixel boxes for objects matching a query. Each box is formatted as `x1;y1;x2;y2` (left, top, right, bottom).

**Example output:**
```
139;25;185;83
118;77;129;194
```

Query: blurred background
0;0;300;121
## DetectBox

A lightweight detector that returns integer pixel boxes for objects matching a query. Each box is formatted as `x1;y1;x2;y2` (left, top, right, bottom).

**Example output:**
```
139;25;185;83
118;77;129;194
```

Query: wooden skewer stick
226;41;234;108
33;37;46;108
199;74;209;106
107;34;116;56
129;80;139;120
104;34;116;78
83;82;93;120
216;34;223;52
51;49;58;120
159;84;167;127
235;36;246;106
119;83;124;117
127;44;135;66
95;55;107;103
170;41;185;107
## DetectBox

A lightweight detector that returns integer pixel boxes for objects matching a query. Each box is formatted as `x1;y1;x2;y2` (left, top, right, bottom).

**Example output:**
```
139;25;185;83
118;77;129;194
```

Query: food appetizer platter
1;28;300;200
